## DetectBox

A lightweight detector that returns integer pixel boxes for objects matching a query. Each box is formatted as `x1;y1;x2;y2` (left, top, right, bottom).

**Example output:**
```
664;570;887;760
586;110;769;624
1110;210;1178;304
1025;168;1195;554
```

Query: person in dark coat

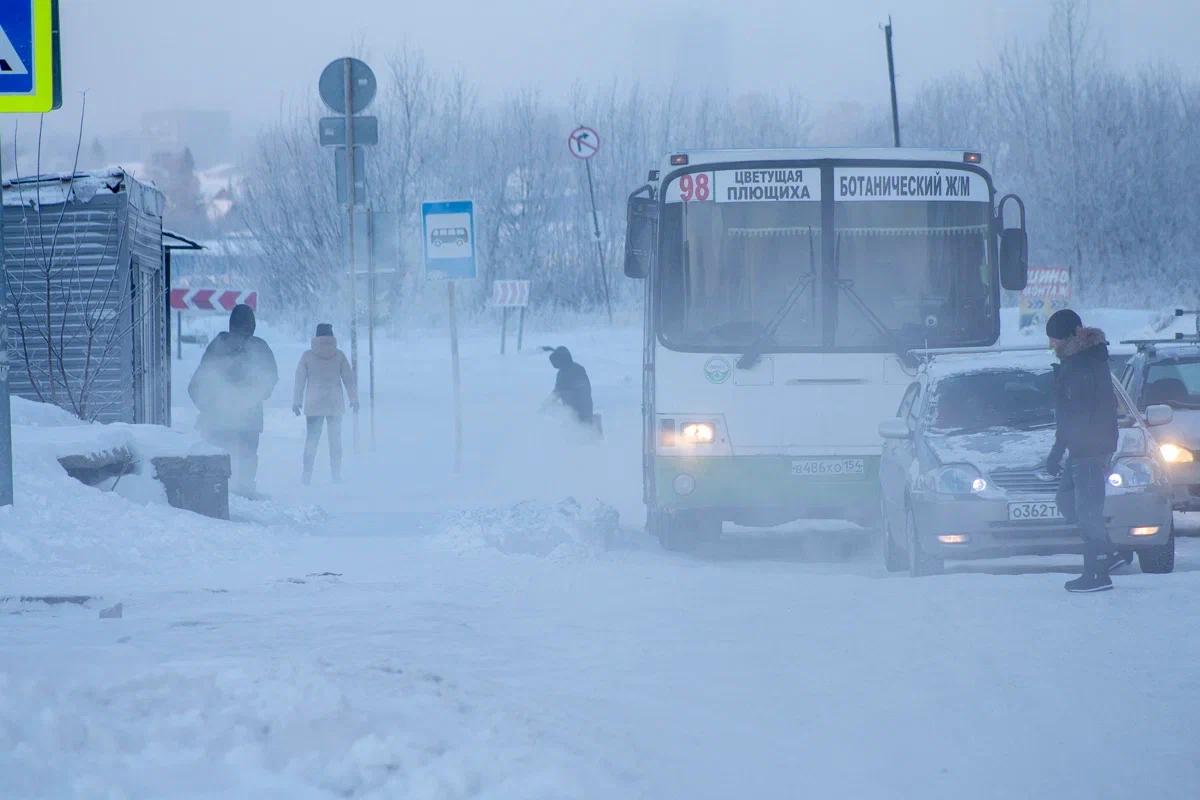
188;304;278;497
1045;309;1119;593
546;346;593;424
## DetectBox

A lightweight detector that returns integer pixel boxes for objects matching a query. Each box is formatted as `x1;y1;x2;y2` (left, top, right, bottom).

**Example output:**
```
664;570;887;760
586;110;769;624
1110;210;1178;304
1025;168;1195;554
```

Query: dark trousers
304;415;343;480
1057;455;1113;576
208;430;261;495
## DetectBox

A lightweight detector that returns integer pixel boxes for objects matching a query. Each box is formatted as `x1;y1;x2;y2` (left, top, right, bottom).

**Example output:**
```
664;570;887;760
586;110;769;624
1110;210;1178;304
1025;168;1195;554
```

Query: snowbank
0;658;600;799
0;398;303;577
433;498;620;560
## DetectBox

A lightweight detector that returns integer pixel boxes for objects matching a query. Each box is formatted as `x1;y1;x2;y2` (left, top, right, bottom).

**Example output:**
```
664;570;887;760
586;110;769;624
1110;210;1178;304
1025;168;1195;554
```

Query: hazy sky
34;0;1200;159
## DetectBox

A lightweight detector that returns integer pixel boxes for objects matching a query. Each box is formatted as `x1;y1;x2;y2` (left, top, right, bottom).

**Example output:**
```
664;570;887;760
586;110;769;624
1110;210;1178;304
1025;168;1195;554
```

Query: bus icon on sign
432;227;468;247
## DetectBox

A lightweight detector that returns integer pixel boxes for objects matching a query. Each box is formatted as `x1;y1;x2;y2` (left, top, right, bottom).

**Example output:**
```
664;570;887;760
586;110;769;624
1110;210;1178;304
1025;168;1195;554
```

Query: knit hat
315;323;334;337
1045;309;1083;340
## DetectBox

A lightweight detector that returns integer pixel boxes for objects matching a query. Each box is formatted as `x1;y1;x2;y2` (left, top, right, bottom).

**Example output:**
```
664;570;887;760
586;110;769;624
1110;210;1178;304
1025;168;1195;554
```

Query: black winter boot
1065;547;1113;593
1065;572;1113;592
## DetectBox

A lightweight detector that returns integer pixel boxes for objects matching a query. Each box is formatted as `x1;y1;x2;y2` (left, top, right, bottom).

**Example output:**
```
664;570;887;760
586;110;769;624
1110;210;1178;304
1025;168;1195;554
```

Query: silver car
1119;341;1200;511
878;351;1175;576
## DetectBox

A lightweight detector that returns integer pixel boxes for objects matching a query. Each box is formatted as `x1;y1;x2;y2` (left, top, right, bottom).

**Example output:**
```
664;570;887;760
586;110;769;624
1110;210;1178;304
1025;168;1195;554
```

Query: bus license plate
791;458;865;478
1008;501;1062;521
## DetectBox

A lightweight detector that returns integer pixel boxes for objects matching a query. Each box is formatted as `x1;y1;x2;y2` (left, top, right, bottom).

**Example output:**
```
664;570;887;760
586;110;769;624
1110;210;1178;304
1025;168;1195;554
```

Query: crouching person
293;323;358;484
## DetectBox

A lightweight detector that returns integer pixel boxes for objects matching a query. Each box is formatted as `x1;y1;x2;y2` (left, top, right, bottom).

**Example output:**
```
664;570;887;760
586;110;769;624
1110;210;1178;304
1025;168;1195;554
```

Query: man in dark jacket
547;346;593;424
1045;309;1119;593
188;304;278;497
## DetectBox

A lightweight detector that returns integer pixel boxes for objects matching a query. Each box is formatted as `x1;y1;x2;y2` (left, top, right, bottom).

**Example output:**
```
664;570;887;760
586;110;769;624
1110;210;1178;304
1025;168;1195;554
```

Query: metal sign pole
367;208;376;447
583;156;613;324
500;307;508;355
517;306;526;352
342;57;360;451
0;134;12;506
448;281;463;473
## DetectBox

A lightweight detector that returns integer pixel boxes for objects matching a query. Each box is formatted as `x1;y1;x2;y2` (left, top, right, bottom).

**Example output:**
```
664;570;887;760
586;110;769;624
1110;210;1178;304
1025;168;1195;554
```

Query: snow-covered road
4;310;1200;798
6;518;1200;798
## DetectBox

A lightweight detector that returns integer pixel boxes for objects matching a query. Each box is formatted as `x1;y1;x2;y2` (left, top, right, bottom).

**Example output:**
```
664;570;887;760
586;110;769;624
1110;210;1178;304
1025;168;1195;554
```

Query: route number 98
678;173;711;202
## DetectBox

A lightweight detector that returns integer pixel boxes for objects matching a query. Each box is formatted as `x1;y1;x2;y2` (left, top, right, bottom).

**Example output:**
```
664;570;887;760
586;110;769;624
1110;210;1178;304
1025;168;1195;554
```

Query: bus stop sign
0;0;61;112
422;201;476;280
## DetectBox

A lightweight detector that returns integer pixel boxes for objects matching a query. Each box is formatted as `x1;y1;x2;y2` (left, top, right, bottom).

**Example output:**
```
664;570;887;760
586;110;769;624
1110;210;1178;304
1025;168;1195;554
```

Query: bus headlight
679;422;715;445
1109;457;1156;489
930;465;987;495
1159;443;1194;464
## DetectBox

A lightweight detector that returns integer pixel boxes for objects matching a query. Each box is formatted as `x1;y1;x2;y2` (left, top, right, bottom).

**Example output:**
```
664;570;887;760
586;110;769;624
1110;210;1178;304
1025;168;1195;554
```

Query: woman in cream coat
293;323;358;483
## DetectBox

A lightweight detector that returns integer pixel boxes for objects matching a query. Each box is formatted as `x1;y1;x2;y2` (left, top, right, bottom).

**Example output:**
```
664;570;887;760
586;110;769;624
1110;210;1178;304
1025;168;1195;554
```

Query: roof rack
1120;309;1200;351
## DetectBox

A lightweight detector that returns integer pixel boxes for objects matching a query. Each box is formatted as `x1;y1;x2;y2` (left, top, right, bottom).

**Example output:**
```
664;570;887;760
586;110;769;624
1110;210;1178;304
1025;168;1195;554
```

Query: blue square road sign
0;0;61;113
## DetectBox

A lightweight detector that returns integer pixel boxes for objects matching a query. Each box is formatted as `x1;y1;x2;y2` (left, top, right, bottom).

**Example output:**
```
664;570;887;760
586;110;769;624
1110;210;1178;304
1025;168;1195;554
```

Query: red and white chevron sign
489;280;530;308
170;288;258;313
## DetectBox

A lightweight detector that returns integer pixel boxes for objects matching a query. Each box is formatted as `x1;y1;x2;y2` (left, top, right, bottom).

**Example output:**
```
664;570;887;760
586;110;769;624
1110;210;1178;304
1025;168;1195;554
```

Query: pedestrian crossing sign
0;0;61;113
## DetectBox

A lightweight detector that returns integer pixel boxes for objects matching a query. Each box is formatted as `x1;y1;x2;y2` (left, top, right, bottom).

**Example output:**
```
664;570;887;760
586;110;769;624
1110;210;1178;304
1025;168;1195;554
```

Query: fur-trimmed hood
1060;327;1108;360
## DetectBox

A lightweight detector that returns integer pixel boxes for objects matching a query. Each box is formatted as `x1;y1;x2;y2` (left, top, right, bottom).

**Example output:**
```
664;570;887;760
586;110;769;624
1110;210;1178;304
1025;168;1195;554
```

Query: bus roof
662;147;987;170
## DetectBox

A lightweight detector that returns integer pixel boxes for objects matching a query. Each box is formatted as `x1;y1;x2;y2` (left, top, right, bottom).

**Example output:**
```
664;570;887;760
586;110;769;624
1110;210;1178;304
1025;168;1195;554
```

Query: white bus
623;148;1030;550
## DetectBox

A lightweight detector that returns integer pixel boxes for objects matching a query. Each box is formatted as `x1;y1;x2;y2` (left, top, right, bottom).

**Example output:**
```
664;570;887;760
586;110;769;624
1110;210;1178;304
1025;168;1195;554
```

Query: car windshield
1142;357;1200;409
929;369;1056;433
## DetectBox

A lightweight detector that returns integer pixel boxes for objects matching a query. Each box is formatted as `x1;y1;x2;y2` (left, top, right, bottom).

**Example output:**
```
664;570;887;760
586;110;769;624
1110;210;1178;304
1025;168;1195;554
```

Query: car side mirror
624;188;657;279
879;418;911;440
1145;404;1174;427
996;194;1029;291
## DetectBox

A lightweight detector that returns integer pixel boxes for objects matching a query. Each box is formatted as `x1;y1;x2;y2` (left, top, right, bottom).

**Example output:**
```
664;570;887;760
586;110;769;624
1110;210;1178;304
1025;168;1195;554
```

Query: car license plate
1008;501;1063;521
791;458;865;477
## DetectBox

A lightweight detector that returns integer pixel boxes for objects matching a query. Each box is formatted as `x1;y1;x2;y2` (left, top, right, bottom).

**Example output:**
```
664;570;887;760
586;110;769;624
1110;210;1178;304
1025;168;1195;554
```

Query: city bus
623;148;1029;550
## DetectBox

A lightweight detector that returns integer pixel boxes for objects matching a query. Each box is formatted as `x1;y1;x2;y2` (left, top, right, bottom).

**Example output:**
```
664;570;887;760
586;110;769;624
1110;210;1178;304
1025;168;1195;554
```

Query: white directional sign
490;280;530;308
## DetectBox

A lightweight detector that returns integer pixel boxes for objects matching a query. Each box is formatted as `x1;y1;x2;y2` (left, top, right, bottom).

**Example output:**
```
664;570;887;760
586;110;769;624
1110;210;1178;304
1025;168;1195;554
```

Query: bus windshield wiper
737;228;816;369
835;279;917;368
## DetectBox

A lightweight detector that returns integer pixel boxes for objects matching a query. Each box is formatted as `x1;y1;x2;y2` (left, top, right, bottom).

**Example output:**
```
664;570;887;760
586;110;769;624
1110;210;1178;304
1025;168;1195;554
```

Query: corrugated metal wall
2;172;167;424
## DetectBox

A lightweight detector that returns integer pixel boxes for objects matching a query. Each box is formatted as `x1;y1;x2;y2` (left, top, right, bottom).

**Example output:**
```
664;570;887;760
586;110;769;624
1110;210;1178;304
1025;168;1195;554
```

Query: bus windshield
657;165;998;352
659;199;823;349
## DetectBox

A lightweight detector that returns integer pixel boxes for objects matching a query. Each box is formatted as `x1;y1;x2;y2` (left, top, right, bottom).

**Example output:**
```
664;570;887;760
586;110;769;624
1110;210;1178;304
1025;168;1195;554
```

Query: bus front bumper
654;455;880;525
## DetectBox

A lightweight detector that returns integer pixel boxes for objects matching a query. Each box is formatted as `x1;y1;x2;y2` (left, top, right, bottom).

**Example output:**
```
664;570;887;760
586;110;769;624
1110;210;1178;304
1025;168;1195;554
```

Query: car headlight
679;422;715;445
1159;442;1194;464
1109;457;1157;489
930;465;988;495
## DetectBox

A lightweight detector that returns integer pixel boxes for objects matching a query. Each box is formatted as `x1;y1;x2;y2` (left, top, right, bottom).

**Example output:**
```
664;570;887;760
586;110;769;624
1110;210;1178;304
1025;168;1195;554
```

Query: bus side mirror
999;228;1028;291
624;188;657;279
996;193;1028;291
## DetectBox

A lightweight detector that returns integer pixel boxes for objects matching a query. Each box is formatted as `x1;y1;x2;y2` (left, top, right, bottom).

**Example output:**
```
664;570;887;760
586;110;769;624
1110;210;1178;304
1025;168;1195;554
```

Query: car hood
1152;408;1200;450
925;427;1148;473
925;428;1057;473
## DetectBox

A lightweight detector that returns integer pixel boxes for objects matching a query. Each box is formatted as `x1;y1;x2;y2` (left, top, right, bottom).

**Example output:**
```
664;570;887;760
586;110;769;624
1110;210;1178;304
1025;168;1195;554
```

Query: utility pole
884;17;901;148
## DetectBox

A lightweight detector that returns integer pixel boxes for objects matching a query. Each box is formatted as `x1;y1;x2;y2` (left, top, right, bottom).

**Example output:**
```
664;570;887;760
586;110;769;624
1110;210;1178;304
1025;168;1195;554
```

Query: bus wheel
651;511;712;553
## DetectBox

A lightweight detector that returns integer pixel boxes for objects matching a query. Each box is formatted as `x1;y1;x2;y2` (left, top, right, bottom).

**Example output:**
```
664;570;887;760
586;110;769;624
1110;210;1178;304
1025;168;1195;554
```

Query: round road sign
568;126;600;159
319;58;377;115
